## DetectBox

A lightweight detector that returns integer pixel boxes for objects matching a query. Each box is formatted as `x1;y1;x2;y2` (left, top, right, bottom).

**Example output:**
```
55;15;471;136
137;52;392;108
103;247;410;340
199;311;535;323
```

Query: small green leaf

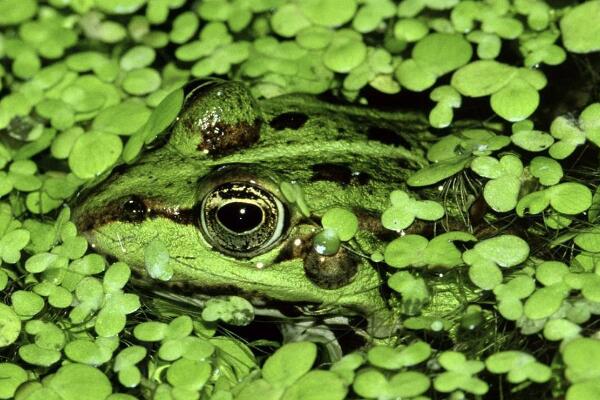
263;342;317;388
560;1;600;53
144;239;172;281
321;207;358;241
0;303;21;347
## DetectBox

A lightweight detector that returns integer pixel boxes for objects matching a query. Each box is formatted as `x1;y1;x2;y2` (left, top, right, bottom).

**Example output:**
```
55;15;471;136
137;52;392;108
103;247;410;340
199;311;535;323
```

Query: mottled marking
269;112;309;130
311;163;352;185
366;126;412;149
74;196;197;232
197;118;262;155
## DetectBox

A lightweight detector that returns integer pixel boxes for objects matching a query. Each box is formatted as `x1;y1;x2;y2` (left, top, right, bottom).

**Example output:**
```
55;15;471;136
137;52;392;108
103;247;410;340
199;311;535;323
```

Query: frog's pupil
217;202;263;233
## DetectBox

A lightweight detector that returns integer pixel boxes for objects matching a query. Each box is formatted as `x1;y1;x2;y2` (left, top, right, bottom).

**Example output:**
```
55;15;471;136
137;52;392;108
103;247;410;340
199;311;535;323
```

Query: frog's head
73;80;425;336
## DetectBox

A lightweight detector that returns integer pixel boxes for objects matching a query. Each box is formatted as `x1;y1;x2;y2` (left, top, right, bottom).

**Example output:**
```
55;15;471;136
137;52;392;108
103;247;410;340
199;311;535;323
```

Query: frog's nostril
122;196;146;222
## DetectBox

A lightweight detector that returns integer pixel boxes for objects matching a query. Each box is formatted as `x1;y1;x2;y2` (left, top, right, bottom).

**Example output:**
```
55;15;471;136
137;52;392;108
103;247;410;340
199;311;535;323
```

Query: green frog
72;79;444;338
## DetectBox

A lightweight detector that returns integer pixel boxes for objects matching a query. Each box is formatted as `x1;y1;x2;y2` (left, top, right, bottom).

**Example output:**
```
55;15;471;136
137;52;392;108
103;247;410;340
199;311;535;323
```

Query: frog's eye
199;182;286;257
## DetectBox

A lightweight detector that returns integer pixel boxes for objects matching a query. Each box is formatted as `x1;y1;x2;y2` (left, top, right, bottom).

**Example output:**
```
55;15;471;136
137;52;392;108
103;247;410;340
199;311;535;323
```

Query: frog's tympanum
73;80;433;337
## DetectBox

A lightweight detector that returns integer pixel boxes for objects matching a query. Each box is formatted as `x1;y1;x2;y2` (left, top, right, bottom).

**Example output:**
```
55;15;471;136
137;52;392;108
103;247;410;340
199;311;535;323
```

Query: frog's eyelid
262;196;286;249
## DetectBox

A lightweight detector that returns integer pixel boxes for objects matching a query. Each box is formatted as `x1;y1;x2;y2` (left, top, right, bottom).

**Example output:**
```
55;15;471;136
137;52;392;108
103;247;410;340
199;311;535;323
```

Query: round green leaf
321;207;358;241
69;132;122;179
0;303;21;347
122;68;161;95
474;235;530;267
263;342;317;388
144;239;172;281
384;235;428;269
395;59;436;92
48;363;112;400
11;290;44;318
548;182;592;215
484;175;520;212
530;156;563;186
468;260;502;290
298;0;357;27
282;370;347;400
166;359;211;390
133;321;167;342
120;46;155;71
560;1;600;53
0;363;28;399
523;287;565;319
490;79;539;121
0;0;36;25
451;60;515;97
323;31;367;73
412;33;472;76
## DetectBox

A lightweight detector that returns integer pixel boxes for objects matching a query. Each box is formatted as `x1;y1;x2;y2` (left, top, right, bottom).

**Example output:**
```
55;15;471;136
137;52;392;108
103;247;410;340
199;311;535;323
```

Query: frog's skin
73;80;437;338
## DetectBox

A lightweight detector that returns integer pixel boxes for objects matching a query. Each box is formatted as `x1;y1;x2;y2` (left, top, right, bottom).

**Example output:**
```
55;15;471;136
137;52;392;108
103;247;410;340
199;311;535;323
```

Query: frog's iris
200;182;286;258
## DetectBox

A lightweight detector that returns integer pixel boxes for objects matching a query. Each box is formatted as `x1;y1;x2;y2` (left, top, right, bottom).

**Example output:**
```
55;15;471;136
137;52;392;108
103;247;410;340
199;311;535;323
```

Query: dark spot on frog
269;112;309;130
311;163;352;185
351;170;371;185
196;117;262;156
304;247;358;289
366;126;411;149
311;163;371;186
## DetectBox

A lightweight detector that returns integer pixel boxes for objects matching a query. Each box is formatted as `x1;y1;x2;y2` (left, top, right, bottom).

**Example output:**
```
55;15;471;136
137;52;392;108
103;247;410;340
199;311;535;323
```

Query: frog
72;79;447;339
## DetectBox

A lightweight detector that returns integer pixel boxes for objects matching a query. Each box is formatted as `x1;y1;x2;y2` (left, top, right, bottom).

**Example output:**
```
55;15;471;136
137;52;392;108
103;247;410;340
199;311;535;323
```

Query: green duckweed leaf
0;303;21;347
367;341;431;370
548;115;586;159
353;369;430;399
472;155;523;212
68;132;122;180
282;370;347;400
382;190;444;230
407;155;471;186
167;359;212;390
530;156;563;186
11;290;44;319
201;296;254;326
485;351;551;383
434;351;488;395
560;1;600;53
413;33;472;77
323;30;367;73
134;321;168;342
263;342;317;388
548;182;592;215
524;285;567;319
543;318;581;341
511;120;554;151
271;4;310;38
490;78;539;121
48;363;112;400
464;235;529;290
564;336;600;374
0;363;28;399
385;232;474;269
321;207;358;241
451;60;516;97
144;238;172;281
298;0;357;27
